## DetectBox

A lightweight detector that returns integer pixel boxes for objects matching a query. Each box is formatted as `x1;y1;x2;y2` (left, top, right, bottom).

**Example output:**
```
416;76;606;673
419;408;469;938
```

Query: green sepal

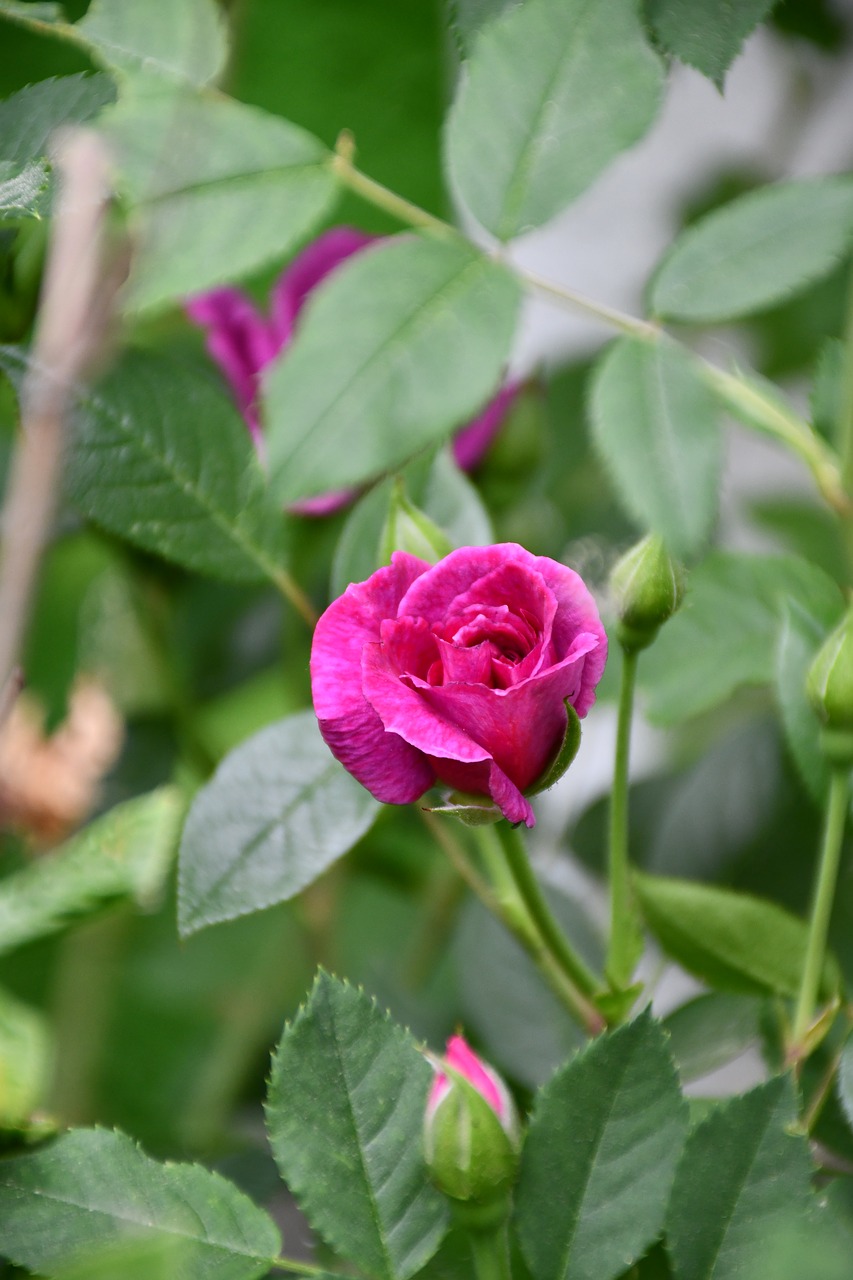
525;700;581;796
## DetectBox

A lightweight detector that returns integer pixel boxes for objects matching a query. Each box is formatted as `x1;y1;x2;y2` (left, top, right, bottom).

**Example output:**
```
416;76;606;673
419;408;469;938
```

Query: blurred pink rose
310;543;607;827
186;227;519;514
427;1035;511;1126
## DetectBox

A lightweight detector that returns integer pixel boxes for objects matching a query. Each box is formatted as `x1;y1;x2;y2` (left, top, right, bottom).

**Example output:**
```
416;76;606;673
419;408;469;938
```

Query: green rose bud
610;534;685;653
807;606;853;765
424;1036;519;1224
379;478;454;566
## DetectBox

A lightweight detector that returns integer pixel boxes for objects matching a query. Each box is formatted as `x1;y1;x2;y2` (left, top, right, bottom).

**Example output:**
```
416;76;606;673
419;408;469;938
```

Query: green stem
268;565;318;628
424;813;603;1033
791;767;850;1049
838;257;853;498
469;1223;512;1280
332;141;460;241
496;822;602;1001
268;1257;336;1277
606;647;640;990
519;265;661;342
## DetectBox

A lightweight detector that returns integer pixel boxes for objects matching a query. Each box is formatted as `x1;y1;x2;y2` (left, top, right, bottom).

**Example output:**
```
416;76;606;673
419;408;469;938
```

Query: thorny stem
791;768;850;1053
606;647;640;992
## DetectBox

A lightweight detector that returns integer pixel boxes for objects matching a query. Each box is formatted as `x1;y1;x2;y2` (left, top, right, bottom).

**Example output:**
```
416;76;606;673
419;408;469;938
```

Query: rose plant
1;3;853;1280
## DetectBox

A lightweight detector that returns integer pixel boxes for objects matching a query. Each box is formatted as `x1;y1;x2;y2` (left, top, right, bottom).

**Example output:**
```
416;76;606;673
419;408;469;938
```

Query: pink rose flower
186;227;519;513
310;543;607;827
427;1035;512;1127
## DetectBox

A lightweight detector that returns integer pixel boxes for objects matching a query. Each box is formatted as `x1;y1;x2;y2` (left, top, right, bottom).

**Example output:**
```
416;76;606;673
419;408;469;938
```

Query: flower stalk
468;1222;512;1280
790;767;849;1053
606;647;641;993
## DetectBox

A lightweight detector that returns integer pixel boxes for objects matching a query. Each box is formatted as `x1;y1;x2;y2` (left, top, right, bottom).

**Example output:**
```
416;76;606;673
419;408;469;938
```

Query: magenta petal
185;287;278;442
311;552;434;803
528;554;609;716
452;382;520;472
435;637;493;685
288;486;360;517
271;227;377;345
399;545;546;628
425;754;535;827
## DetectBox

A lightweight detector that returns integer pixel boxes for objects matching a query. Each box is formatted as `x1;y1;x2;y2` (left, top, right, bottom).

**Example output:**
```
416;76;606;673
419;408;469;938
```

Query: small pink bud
424;1036;519;1214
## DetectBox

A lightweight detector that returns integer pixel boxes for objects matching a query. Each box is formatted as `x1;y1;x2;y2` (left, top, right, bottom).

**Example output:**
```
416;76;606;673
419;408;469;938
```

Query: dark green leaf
101;89;338;312
515;1010;688;1280
0;986;52;1128
664;993;764;1085
0;346;292;584
0;1128;280;1279
634;872;840;997
266;971;448;1280
590;337;721;557
650;178;853;323
776;599;843;803
640;552;843;724
446;0;663;240
0;158;49;220
76;0;226;85
0;788;182;956
811;337;845;441
644;0;776;87
264;236;519;504
666;1076;815;1280
178;711;380;936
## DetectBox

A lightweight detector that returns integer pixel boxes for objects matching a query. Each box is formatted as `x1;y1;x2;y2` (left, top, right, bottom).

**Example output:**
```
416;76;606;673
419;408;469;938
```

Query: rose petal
452;382;520;472
528;554;609;716
311;552;434;803
424;754;534;827
399;545;553;630
270;226;376;345
435;637;494;685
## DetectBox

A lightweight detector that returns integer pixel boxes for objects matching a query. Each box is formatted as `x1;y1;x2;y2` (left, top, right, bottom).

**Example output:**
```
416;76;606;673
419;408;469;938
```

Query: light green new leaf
590;337;721;557
644;0;776;88
640;552;843;724
76;0;226;86
267;972;448;1280
650;178;853;323
0;788;182;956
179;712;381;936
0;2;64;28
664;993;764;1085
776;598;843;804
838;1035;853;1134
0;987;52;1129
666;1076;815;1280
516;1011;688;1280
446;0;663;240
101;89;338;312
634;872;840;998
0;1128;280;1280
0;345;292;584
264;236;519;504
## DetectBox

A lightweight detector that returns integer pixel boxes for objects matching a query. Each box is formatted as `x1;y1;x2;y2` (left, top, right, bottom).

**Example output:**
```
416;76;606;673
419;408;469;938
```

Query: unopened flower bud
424;1036;519;1218
610;534;685;652
807;606;853;765
380;479;454;566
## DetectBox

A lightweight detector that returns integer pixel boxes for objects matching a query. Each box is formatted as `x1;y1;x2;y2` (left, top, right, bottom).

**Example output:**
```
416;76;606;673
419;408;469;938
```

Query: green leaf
101;88;338;312
776;598;843;803
515;1010;688;1280
0;345;292;584
76;0;226;86
811;337;845;441
0;987;52;1128
448;0;516;55
666;1076;815;1280
446;0;663;240
266;971;448;1280
0;1127;280;1279
650;178;853;323
331;447;493;599
640;552;843;724
663;993;764;1085
264;236;519;504
0;2;65;28
590;337;721;557
178;711;380;936
0;74;116;169
644;0;776;88
634;871;840;998
0;158;50;220
0;788;182;956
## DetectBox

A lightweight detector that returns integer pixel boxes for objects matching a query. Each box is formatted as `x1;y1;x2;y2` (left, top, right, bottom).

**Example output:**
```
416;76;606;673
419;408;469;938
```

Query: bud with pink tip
424;1035;519;1217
